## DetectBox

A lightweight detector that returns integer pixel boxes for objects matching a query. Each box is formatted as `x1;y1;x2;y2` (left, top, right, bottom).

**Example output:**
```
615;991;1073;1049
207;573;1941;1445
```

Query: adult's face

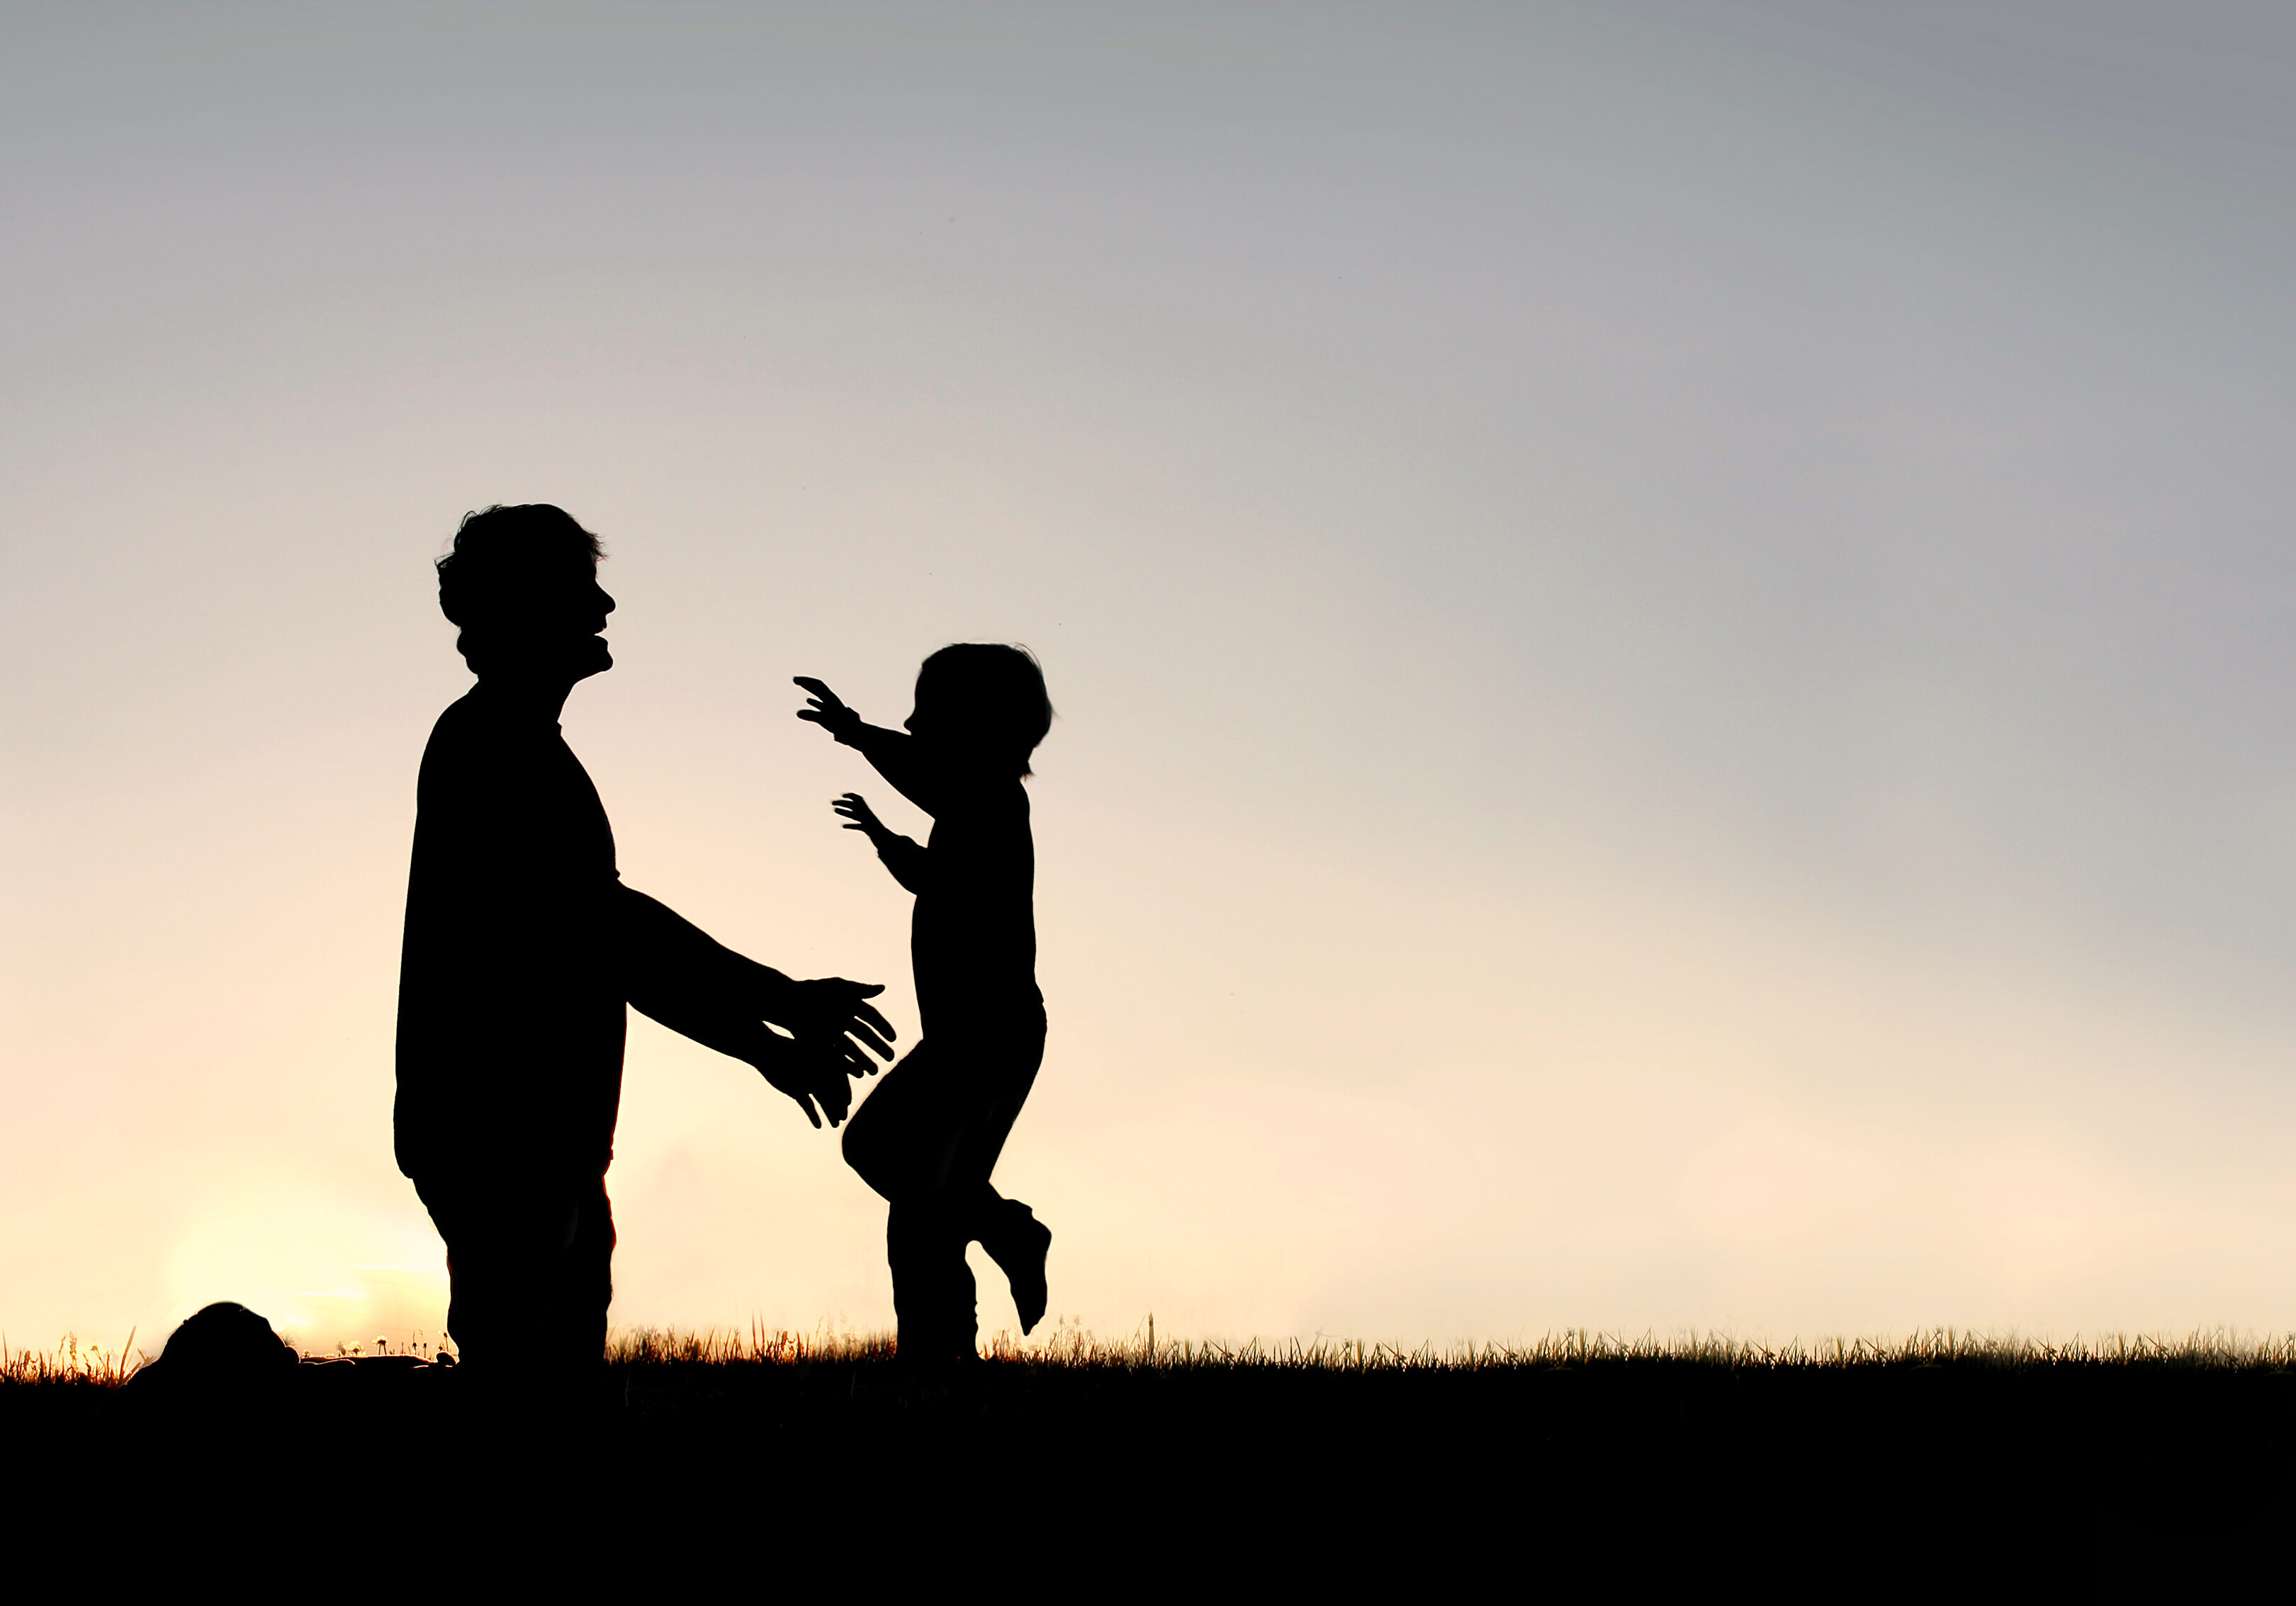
477;559;617;684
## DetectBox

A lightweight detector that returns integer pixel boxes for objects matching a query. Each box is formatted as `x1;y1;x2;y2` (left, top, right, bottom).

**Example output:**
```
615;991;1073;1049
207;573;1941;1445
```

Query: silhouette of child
797;646;1053;1362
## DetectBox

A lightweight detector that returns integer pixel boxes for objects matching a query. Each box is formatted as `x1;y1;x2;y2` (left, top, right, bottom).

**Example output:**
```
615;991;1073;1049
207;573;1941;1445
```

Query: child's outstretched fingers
794;676;858;736
831;792;882;835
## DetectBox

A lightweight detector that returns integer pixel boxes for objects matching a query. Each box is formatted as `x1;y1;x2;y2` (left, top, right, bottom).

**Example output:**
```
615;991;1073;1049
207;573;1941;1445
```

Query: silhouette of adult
395;505;892;1392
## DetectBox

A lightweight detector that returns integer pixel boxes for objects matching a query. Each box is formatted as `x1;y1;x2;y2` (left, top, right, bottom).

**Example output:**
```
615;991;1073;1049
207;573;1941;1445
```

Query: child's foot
984;1204;1052;1336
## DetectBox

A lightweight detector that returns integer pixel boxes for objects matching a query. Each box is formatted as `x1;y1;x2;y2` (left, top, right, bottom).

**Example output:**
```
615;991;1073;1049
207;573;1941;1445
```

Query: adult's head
435;504;614;684
908;643;1054;777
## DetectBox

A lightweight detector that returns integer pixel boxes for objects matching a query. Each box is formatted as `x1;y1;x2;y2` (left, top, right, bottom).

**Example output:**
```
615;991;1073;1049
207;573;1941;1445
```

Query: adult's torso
394;688;627;1181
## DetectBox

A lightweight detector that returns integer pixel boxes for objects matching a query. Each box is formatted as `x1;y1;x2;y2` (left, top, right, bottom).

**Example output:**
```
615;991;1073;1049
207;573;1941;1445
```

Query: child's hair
917;643;1054;776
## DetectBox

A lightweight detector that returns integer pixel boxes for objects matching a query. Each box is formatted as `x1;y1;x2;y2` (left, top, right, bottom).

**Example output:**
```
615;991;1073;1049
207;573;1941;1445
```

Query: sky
6;1;2296;1357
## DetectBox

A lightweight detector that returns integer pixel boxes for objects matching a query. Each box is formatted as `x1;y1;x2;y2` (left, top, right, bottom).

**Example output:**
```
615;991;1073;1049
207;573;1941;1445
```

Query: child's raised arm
794;675;941;812
831;792;930;894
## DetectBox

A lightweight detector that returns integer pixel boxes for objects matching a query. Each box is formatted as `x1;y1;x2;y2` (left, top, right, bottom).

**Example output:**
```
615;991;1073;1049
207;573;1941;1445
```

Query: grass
0;1330;140;1387
8;1322;2290;1581
611;1320;2296;1370
601;1318;2296;1381
11;1319;2296;1385
524;1321;2296;1585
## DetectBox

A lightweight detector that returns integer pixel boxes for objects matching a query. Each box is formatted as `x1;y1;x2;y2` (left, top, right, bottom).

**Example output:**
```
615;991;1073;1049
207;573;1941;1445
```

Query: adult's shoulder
420;690;486;753
415;690;507;794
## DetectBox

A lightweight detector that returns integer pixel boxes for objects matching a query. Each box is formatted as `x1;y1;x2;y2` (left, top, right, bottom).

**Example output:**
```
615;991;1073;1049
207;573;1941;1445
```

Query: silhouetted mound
125;1301;298;1398
121;1305;457;1439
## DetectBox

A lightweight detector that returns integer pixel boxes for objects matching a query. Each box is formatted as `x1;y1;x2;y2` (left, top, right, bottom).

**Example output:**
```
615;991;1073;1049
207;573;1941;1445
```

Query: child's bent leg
944;1028;1050;1332
977;1193;1052;1335
843;1042;962;1203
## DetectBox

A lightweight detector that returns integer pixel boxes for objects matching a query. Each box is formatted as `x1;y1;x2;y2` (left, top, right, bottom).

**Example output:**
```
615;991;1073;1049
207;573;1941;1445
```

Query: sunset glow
9;3;2296;1358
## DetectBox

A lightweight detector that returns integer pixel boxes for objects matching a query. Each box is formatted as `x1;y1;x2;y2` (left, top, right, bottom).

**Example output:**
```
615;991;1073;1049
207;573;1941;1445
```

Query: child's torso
913;781;1042;1034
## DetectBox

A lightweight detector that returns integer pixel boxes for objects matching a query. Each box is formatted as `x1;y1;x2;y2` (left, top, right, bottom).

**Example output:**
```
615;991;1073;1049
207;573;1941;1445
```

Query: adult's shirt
395;686;628;1181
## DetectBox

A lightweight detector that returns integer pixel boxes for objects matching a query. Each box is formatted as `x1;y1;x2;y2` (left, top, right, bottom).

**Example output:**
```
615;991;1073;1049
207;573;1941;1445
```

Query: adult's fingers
834;1016;895;1057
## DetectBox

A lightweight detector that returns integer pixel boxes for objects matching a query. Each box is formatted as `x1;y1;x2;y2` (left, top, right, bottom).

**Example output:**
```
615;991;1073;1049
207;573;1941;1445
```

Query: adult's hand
787;977;898;1070
750;1034;855;1129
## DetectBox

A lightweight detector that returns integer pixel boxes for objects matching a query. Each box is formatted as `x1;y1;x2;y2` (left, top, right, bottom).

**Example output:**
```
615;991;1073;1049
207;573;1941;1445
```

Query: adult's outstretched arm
614;885;897;1072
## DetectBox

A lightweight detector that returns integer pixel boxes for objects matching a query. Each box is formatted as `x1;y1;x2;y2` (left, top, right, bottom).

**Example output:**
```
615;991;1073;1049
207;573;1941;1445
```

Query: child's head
908;644;1054;777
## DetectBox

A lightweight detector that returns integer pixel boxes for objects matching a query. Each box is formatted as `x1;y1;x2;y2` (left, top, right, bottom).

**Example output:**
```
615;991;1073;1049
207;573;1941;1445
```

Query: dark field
6;1329;2288;1587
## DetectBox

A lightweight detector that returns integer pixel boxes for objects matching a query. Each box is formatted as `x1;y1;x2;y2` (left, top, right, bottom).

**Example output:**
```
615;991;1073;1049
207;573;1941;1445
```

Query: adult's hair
435;503;605;639
918;642;1054;776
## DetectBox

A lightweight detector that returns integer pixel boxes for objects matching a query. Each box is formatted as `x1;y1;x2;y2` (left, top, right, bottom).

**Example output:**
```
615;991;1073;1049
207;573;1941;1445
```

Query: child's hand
832;792;894;849
794;677;861;740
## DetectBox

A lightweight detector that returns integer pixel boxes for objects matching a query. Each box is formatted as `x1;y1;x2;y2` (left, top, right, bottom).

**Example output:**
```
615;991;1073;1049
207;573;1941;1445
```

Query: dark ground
5;1344;2288;1588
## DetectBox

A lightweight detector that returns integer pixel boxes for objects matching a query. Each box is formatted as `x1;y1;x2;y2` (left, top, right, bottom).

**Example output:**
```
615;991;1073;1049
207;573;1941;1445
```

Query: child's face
903;678;950;745
904;674;980;758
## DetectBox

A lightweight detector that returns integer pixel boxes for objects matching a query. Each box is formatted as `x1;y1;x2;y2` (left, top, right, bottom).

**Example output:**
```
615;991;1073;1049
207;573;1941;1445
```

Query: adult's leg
415;1171;615;1386
540;1177;615;1376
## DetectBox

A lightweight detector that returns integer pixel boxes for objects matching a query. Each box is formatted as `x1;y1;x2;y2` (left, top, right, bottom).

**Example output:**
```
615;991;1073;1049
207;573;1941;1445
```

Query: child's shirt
842;724;1043;1038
